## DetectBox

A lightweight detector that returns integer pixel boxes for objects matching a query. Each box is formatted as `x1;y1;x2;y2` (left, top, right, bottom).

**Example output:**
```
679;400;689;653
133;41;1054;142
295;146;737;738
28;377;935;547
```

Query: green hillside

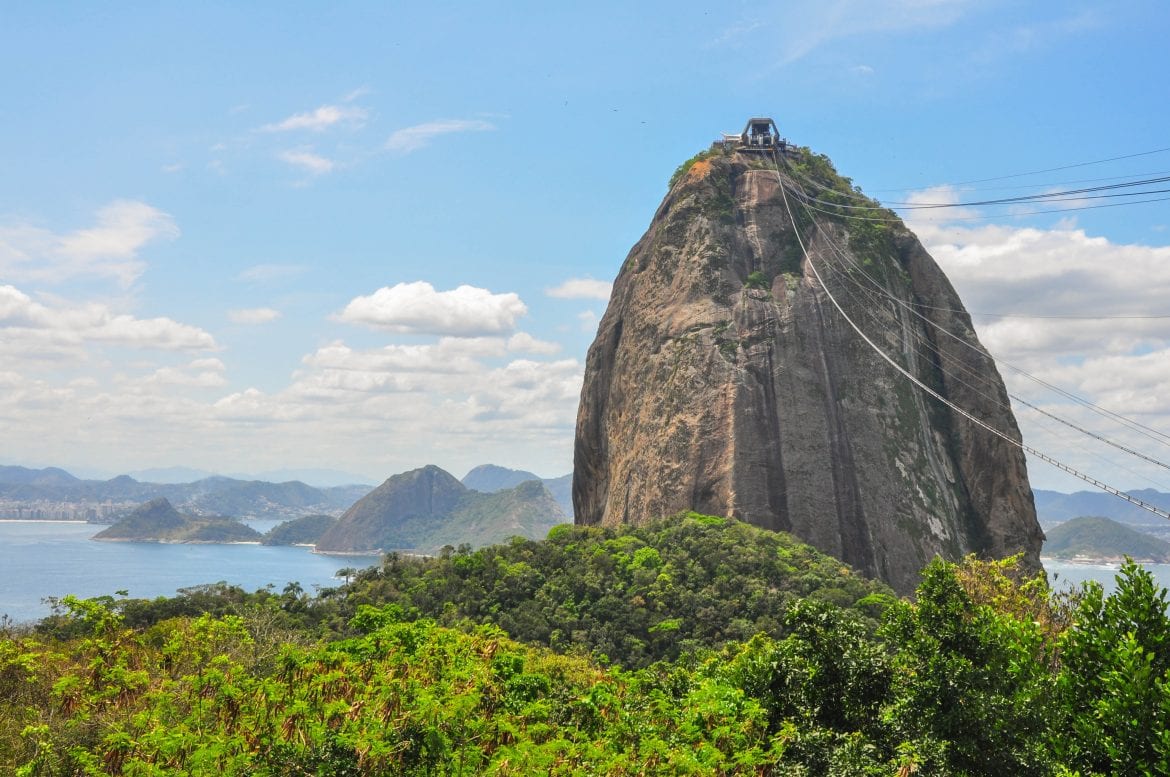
261;514;338;545
1044;515;1170;561
315;465;567;554
343;513;891;668
10;527;1170;775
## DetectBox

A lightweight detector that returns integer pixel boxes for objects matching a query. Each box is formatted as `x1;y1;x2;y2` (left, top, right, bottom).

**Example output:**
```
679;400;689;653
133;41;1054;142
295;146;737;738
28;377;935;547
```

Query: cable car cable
771;157;1170;520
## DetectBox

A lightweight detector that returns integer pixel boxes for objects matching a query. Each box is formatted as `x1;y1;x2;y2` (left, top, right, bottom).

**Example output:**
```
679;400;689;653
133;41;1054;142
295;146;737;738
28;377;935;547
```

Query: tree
1055;559;1170;774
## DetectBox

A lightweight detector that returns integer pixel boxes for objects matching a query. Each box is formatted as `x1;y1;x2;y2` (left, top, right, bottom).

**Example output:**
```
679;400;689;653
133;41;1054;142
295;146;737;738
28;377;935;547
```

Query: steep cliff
573;145;1043;594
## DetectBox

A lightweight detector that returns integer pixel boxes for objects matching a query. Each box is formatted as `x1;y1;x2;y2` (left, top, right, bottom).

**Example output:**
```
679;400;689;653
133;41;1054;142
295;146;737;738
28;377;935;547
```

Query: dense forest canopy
3;516;1170;775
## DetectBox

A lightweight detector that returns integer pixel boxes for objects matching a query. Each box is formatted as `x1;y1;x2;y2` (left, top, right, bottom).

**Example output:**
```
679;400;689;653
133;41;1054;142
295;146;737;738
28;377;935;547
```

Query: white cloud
261;104;367;133
905;201;1170;489
336;281;527;336
301;339;493;378
340;86;372;103
0;284;216;353
141;358;228;388
385;119;495;153
228;307;281;324
507;332;561;355
546;278;612;300
277;148;335;175
0;200;178;286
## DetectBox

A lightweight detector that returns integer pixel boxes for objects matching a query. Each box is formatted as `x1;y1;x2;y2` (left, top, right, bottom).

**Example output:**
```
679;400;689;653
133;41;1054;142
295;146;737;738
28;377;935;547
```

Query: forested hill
7;517;1170;774
340;513;891;667
1044;515;1170;562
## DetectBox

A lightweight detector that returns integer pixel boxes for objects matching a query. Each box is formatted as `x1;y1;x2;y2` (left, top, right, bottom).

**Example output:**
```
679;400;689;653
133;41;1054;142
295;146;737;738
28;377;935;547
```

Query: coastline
0;519;89;524
91;537;265;546
1041;554;1165;566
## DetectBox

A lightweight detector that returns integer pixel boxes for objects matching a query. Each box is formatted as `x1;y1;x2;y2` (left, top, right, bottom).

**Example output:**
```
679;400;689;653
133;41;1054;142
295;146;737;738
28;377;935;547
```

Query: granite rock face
572;149;1043;594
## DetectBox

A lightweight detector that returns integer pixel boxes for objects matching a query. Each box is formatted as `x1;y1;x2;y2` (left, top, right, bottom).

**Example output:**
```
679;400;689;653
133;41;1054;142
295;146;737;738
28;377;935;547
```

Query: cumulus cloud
193;338;582;476
507;332;561;355
260;104;367;133
277;148;334;175
336;281;527;336
904;199;1170;489
301;339;493;379
385;119;495;153
0;284;216;352
228;307;281;324
546;278;612;300
141;358;228;388
0;200;178;286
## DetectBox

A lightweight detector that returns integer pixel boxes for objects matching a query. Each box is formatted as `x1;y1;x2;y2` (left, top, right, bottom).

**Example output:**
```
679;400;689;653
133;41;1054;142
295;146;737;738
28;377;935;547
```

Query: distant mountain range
2;463;573;553
461;464;573;517
1043;516;1170;563
1033;489;1170;527
317;465;569;555
125;467;375;488
0;465;370;521
19;463;1168;558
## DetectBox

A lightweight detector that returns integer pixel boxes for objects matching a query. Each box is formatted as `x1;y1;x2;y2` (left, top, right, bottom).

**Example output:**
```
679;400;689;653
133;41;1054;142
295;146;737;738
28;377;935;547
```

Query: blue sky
2;1;1168;493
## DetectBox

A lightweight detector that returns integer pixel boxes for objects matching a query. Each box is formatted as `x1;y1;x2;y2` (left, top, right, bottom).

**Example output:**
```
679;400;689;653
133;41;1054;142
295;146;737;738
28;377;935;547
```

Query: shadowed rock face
572;149;1043;594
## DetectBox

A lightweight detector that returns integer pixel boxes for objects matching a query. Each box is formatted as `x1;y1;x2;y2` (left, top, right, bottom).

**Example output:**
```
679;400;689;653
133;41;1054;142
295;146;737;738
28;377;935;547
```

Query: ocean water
0;521;381;624
1043;557;1170;594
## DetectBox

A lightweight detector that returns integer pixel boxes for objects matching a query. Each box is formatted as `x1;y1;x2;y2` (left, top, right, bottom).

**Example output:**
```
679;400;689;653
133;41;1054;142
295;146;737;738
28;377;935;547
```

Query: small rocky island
93;498;262;543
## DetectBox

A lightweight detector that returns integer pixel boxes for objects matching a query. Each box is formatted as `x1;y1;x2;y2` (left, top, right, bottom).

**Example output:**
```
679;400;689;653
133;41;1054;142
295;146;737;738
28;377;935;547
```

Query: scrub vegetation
3;515;1169;775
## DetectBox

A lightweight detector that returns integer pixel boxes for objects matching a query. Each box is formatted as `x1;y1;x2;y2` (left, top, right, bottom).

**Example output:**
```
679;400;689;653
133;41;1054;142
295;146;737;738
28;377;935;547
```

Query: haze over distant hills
126;467;375;488
1033;489;1170;527
1043;515;1170;563
0;465;369;522
11;463;1170;560
461;464;573;517
2;463;573;553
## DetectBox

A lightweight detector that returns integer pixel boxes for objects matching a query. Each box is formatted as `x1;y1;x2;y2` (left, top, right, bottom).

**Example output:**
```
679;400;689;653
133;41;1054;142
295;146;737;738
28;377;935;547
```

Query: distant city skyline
2;2;1168;493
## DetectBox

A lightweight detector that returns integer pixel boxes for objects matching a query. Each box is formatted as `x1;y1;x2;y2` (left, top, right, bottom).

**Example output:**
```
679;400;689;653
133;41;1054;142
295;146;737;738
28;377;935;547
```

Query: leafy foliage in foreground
5;520;1170;774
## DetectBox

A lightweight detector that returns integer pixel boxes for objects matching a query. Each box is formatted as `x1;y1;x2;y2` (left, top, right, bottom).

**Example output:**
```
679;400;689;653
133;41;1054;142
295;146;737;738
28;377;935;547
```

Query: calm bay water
1042;557;1170;593
0;521;381;624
